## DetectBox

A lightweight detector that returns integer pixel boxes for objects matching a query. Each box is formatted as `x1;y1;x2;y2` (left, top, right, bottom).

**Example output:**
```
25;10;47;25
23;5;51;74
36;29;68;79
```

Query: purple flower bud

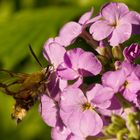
123;43;140;63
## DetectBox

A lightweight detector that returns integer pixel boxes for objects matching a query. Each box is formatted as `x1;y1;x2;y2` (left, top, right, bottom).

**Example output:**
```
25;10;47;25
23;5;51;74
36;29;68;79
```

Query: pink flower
60;85;114;138
135;64;140;79
57;48;102;80
133;92;140;109
121;72;140;102
102;69;126;93
51;126;85;140
90;2;140;46
123;43;140;63
58;8;93;46
43;38;67;91
39;94;60;127
40;95;86;140
51;126;71;140
43;38;66;68
102;61;140;105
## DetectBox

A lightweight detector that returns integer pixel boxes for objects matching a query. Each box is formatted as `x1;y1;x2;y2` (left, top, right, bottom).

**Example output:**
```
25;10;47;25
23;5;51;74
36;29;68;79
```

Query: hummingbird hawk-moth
0;45;52;123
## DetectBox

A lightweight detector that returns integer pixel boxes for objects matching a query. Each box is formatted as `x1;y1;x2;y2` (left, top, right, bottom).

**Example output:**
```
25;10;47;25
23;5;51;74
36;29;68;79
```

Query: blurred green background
0;0;139;140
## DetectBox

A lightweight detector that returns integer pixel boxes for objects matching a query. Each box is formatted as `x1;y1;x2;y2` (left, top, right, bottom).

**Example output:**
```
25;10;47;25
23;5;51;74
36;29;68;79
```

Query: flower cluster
40;2;140;140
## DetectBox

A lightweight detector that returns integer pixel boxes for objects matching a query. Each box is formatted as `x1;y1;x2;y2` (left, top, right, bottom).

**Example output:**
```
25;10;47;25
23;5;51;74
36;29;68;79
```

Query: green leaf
0;7;85;70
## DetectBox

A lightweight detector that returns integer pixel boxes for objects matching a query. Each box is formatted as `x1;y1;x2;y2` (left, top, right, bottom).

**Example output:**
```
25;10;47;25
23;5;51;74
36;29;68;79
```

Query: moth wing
0;69;29;95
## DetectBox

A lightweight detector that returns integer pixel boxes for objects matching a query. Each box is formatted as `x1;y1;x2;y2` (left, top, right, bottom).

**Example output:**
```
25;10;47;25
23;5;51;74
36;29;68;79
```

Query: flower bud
96;45;113;59
111;115;126;128
116;128;129;140
97;55;108;65
127;113;140;139
123;43;140;63
106;124;121;135
112;46;124;60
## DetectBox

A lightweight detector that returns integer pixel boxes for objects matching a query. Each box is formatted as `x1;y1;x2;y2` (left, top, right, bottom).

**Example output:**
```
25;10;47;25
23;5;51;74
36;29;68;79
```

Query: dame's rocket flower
102;61;140;106
43;38;67;91
60;85;114;138
51;126;85;140
39;94;60;127
123;43;140;63
57;48;102;81
40;94;84;140
134;64;140;79
90;2;140;46
58;8;93;47
51;126;71;140
43;38;66;68
39;2;140;140
133;92;140;109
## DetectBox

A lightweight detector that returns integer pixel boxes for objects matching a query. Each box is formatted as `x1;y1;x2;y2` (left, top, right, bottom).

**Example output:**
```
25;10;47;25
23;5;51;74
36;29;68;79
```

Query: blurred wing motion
0;67;51;123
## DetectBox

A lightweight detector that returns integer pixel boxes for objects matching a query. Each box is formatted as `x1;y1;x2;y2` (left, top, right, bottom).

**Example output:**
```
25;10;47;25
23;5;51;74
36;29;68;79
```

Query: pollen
82;102;92;110
124;80;129;88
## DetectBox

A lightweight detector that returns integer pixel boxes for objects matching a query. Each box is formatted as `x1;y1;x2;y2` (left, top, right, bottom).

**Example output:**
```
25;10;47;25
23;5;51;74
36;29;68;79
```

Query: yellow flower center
124;80;129;88
82;102;92;110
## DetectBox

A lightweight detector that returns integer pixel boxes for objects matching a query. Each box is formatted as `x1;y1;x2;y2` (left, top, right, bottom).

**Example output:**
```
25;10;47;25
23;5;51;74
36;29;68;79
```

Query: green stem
80;30;98;50
115;93;132;109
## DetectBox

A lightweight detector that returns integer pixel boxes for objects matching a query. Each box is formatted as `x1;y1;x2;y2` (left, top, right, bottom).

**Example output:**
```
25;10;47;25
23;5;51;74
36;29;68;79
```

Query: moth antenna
28;44;43;68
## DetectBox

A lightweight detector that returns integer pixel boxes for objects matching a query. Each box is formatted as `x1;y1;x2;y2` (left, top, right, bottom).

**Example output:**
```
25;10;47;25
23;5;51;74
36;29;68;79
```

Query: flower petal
133;92;140;109
59;78;67;91
70;134;85;140
60;88;86;129
65;48;85;69
87;84;114;108
123;43;140;63
122;11;140;25
98;96;123;116
47;72;60;99
135;64;140;79
43;41;66;68
80;110;103;137
60;109;73;127
123;88;137;102
67;110;103;137
120;61;135;75
124;72;140;101
69;77;83;88
43;38;54;61
57;63;79;80
60;87;86;112
59;22;82;46
90;20;113;41
87;14;102;24
67;110;83;137
51;126;71;140
79;8;93;25
101;2;129;23
102;69;126;93
78;52;102;76
54;36;70;47
39;95;58;127
109;23;132;46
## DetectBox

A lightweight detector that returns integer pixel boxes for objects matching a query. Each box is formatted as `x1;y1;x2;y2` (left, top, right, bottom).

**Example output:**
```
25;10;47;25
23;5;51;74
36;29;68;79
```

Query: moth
0;45;52;123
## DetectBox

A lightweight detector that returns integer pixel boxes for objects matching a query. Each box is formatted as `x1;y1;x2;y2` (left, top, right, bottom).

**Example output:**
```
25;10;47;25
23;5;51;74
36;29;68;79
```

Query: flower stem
80;30;98;50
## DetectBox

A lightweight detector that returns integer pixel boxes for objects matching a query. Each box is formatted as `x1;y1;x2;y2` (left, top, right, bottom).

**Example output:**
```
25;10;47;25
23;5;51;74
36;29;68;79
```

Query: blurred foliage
0;0;140;140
